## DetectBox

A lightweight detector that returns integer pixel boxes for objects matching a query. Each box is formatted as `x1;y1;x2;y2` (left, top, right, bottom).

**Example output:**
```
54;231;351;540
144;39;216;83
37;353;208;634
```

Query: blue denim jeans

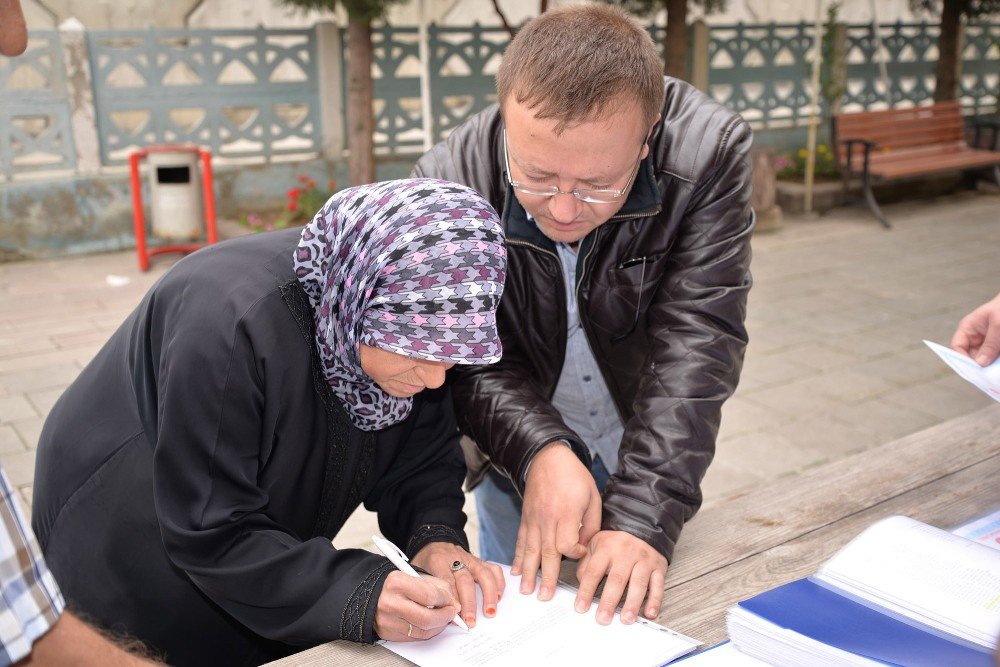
474;454;611;565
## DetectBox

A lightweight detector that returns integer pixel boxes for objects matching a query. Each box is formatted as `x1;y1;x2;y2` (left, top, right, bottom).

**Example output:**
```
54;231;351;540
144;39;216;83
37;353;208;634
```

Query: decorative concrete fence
1;18;997;258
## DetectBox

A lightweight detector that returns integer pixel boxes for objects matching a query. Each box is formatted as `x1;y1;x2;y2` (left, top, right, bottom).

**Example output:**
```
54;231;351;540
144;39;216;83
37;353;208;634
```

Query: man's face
501;97;652;245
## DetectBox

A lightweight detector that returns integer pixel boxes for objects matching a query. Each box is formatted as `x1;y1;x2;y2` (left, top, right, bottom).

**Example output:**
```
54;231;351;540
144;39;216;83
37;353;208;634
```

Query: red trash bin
129;144;218;271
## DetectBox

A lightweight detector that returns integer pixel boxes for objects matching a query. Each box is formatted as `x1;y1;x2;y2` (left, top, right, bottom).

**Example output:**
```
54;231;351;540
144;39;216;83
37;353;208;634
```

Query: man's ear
641;114;661;158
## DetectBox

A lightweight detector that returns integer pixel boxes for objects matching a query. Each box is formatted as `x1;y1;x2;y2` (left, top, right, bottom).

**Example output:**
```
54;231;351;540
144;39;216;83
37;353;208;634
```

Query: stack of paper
725;516;1000;667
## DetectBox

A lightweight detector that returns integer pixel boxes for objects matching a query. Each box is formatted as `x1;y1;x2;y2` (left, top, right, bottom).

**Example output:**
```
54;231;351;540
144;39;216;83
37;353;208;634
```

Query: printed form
382;564;698;667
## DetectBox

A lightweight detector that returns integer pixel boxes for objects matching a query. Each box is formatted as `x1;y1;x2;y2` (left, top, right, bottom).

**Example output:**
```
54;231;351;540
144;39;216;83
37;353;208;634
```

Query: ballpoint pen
372;534;471;632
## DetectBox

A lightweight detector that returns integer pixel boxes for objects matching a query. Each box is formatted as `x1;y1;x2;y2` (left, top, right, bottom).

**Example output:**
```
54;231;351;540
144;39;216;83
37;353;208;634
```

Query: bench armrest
839;139;876;176
972;117;1000;151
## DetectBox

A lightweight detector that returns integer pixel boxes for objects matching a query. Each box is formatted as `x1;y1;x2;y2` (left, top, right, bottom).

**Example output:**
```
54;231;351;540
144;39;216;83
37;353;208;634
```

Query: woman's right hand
374;571;462;642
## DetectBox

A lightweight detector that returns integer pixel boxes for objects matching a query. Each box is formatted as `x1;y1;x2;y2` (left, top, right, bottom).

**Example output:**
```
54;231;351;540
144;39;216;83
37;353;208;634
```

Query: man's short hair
496;5;665;131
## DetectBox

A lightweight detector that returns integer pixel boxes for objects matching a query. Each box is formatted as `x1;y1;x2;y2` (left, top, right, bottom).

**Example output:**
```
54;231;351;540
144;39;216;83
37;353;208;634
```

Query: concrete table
265;405;1000;666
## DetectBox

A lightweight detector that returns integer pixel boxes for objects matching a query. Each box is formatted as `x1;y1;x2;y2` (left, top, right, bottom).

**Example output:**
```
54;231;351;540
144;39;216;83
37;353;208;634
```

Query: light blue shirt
549;241;625;474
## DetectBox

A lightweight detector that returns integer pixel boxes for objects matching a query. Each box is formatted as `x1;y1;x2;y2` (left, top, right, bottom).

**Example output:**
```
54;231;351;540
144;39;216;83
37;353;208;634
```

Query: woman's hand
411;542;505;628
374;571;460;642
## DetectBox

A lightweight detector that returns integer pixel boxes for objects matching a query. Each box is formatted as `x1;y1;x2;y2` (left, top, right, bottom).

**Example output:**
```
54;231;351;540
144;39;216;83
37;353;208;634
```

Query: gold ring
407;622;413;638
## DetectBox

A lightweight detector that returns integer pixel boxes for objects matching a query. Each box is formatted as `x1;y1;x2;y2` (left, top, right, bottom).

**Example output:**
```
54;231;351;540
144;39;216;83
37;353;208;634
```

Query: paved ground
1;189;997;556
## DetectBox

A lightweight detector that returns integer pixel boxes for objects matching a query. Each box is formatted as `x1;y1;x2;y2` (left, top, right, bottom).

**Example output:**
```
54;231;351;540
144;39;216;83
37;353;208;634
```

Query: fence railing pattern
959;22;1000;117
706;23;815;131
0;31;77;180
369;20;1000;147
842;22;939;112
86;26;322;165
1;21;997;178
356;23;509;155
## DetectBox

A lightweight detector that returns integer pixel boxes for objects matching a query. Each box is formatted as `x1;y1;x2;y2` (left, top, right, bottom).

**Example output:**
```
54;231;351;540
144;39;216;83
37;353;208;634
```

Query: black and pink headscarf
293;178;506;431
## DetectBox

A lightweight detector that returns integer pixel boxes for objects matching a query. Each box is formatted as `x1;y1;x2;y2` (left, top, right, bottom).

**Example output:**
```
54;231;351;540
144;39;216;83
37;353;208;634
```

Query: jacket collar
502;156;661;250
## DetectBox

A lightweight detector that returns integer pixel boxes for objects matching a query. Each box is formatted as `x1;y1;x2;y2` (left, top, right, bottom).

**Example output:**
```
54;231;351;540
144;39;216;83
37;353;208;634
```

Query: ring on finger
407;622;413;638
450;560;466;573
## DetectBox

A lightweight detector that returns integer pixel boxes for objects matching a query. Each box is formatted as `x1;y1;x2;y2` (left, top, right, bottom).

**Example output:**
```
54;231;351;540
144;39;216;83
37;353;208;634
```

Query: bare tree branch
490;0;516;38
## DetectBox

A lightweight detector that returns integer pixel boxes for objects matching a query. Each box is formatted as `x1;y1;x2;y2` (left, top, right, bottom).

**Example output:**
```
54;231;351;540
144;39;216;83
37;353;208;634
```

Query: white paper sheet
381;564;699;667
923;340;1000;402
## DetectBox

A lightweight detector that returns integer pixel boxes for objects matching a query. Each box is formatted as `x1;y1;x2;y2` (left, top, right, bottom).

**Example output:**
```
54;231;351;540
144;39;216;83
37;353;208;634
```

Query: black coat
31;228;469;666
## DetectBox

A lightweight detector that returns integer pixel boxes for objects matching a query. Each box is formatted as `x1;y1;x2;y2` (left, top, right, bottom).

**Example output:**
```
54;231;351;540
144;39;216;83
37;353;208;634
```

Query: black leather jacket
413;77;754;561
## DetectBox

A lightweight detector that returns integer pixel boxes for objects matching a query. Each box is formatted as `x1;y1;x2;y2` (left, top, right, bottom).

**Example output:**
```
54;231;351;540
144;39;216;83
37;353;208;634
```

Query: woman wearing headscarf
30;179;507;666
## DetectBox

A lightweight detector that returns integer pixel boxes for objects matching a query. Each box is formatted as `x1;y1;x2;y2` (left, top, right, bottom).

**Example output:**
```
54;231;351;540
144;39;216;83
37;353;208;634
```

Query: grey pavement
1;189;998;556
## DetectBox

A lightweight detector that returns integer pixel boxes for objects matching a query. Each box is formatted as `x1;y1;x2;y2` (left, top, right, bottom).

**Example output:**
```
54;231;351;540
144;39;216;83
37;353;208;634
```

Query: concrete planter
775;179;847;215
775;174;971;217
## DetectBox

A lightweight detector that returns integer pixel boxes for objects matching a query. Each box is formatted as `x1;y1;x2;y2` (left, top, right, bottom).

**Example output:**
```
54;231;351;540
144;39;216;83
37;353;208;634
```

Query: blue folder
738;578;994;667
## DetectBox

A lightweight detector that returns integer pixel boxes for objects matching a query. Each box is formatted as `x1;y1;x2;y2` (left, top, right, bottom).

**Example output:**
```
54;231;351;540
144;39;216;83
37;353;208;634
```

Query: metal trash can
148;150;203;240
129;144;218;271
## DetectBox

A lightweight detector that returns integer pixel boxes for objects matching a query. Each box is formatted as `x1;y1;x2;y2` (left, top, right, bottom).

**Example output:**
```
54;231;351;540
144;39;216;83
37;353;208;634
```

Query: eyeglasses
502;129;643;204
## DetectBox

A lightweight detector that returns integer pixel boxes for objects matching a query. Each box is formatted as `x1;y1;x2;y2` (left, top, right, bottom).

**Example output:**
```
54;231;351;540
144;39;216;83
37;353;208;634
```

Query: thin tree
603;0;726;80
279;0;404;185
910;0;999;102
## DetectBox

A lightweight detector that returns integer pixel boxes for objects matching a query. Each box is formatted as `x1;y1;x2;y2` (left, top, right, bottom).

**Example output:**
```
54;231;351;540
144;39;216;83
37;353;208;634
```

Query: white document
381;564;699;667
953;508;1000;551
923;339;1000;402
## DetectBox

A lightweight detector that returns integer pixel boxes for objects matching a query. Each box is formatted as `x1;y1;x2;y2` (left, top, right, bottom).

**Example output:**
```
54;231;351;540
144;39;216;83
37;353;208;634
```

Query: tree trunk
663;0;688;80
346;17;375;185
933;0;962;102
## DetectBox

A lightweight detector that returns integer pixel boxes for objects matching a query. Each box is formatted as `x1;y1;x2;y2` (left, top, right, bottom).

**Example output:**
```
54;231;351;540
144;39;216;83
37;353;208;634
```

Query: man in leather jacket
413;5;753;626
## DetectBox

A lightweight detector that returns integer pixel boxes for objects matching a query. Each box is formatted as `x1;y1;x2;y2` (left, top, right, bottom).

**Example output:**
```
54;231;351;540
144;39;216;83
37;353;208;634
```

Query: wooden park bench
831;101;1000;228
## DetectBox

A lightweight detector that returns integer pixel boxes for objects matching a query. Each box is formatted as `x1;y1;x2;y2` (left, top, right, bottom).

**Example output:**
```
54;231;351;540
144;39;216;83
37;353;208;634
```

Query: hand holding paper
924;340;1000;402
951;291;1000;366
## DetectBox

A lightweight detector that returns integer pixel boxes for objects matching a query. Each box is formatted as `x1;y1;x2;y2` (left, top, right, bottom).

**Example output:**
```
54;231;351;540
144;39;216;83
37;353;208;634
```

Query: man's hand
951;292;1000;367
412;542;505;628
512;442;601;601
574;530;667;625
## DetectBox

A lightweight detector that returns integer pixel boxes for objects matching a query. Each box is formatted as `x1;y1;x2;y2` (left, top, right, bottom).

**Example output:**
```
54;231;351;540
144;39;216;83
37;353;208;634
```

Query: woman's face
359;344;455;398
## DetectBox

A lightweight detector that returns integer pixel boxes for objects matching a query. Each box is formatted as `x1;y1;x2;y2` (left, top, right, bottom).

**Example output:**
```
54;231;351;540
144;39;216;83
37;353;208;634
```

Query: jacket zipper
574;204;661;422
506;238;567;402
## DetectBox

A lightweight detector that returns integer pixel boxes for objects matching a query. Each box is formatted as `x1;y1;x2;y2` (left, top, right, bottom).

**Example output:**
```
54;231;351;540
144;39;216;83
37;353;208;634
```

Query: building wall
25;0;925;31
188;0;922;30
34;0;201;28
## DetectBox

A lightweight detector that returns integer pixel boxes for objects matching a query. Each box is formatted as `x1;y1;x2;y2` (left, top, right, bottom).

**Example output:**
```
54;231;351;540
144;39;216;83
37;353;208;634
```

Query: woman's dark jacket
412;77;753;562
30;228;469;667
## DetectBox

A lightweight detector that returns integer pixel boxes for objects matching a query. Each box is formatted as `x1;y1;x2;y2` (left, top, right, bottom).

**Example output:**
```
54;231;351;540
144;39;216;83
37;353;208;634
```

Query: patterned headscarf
293;178;506;431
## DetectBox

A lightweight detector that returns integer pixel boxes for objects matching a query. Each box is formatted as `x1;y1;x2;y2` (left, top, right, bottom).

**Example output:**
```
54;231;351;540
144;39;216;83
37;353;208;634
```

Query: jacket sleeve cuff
343;559;395;644
405;524;470;559
512;435;591;496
